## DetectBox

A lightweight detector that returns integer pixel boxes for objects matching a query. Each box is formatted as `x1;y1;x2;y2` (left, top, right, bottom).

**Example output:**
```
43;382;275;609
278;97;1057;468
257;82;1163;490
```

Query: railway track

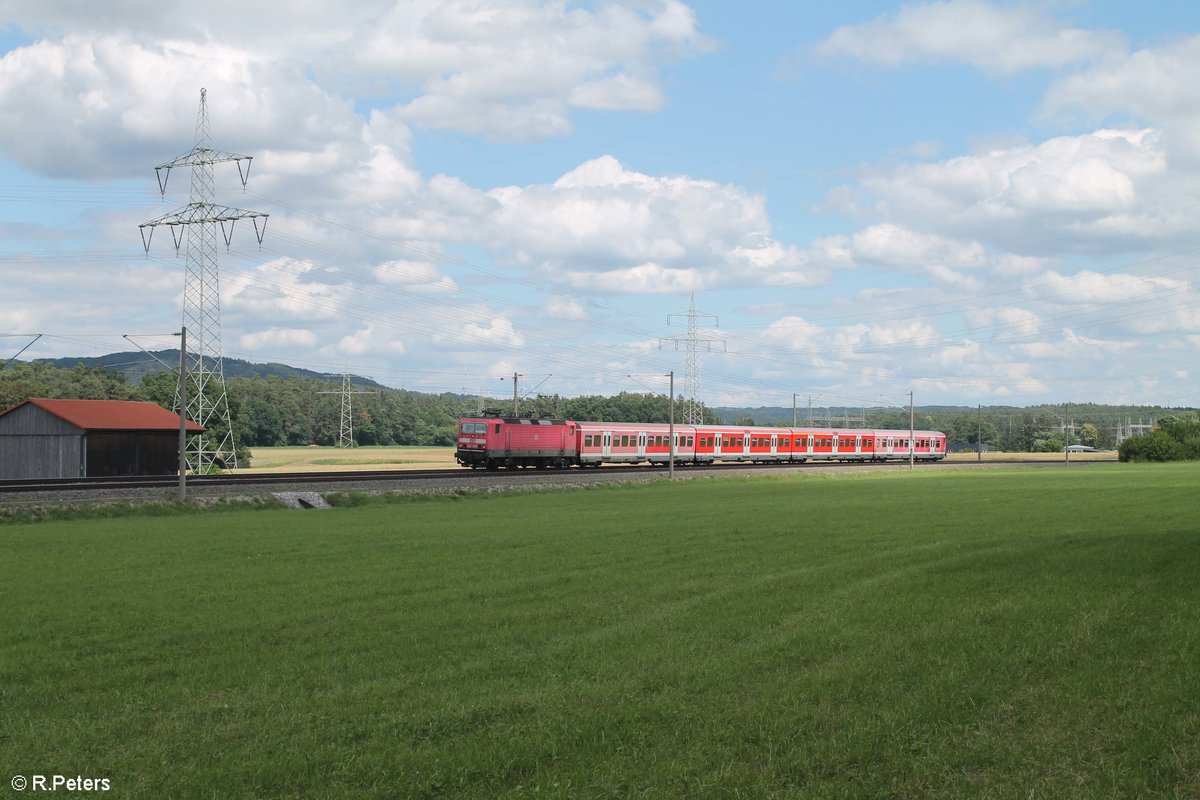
0;468;466;494
0;458;1109;508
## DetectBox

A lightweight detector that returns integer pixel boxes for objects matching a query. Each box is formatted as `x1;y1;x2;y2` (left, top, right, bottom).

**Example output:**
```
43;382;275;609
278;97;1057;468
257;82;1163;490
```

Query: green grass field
244;445;459;472
2;465;1197;798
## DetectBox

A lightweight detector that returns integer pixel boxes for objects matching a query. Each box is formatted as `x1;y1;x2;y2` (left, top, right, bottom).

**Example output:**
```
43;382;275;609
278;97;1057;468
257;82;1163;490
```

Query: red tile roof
3;398;204;432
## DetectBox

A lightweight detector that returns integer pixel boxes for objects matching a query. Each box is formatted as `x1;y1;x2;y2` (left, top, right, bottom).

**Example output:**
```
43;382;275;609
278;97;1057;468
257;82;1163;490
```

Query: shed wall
86;432;179;476
0;435;85;479
0;403;81;436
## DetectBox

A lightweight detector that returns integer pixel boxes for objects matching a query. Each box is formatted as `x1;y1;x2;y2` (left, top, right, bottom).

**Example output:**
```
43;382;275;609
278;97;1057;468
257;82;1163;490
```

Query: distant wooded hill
32;350;389;389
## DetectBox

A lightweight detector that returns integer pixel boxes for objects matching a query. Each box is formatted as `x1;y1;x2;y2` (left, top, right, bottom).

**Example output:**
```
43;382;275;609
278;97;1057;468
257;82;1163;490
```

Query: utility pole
660;292;725;424
909;390;915;470
512;372;521;417
139;88;268;473
1065;402;1070;464
977;404;982;463
177;327;187;502
668;371;675;480
317;374;377;448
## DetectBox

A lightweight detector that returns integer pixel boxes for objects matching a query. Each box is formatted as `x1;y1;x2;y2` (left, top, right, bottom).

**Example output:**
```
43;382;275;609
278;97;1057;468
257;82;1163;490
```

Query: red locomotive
456;415;946;470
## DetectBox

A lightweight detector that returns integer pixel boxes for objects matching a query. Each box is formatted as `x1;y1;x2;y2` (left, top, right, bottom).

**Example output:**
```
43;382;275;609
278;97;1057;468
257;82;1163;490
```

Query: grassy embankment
2;464;1195;798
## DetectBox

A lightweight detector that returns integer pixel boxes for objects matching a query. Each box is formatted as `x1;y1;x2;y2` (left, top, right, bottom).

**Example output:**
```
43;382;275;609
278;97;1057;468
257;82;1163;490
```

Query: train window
494;424;501;434
620;435;629;447
584;435;593;447
686;437;693;447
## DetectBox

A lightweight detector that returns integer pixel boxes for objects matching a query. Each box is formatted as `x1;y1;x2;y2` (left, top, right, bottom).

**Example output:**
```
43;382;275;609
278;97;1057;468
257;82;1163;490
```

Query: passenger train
456;416;946;470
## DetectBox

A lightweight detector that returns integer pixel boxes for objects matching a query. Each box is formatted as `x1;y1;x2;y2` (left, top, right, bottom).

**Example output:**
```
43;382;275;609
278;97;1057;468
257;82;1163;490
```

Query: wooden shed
0;398;203;479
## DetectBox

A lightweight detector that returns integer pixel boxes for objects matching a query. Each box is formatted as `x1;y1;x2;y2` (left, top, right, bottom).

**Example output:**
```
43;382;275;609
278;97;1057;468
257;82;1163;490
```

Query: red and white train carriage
457;416;946;470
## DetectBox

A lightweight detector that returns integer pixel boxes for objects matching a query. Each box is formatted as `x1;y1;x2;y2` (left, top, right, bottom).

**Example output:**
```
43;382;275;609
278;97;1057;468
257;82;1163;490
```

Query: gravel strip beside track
0;459;1111;511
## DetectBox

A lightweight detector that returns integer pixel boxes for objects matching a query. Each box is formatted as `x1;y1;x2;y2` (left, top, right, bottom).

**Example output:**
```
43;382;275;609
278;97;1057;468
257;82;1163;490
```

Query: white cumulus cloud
814;0;1125;74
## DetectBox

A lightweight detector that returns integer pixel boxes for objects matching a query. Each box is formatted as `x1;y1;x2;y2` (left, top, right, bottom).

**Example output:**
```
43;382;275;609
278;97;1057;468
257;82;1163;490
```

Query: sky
1;0;1199;411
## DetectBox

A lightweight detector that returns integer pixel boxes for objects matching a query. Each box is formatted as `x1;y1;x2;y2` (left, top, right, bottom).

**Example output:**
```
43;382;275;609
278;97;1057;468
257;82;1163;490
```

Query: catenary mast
139;88;268;472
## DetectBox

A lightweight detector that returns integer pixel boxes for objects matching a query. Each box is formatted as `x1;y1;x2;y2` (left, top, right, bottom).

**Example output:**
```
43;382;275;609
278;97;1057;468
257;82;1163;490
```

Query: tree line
3;361;1194;463
0;363;717;465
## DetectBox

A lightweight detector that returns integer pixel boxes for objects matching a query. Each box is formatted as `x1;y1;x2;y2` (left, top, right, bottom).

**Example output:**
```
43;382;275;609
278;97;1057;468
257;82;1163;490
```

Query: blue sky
2;1;1199;410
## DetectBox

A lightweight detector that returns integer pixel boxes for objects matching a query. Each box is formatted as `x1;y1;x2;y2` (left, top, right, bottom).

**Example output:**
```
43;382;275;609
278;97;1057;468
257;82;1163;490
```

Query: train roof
572;420;943;435
462;416;571;425
462;416;944;436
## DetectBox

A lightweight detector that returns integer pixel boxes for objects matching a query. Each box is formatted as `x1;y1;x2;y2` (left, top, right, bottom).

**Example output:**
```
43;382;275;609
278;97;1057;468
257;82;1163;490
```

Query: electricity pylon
139;88;268;472
660;291;725;424
317;374;378;448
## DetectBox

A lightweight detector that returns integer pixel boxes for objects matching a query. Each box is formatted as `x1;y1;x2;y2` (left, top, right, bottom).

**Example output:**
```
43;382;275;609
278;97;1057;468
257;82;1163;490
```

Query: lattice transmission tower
317;374;378;448
139;88;268;472
660;292;725;424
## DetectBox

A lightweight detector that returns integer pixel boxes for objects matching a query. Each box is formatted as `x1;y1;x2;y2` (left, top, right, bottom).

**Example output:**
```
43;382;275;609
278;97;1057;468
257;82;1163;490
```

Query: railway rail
0;458;1111;509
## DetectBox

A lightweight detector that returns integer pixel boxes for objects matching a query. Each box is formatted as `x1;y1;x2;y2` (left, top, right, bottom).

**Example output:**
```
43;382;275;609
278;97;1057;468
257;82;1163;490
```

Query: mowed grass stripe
2;465;1197;798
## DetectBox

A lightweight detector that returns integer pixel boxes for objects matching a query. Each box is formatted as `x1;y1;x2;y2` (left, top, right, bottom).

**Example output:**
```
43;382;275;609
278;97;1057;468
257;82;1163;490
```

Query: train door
807;434;814;457
832;434;839;457
713;434;723;458
886;436;894;456
638;432;647;460
855;435;862;458
602;432;612;458
770;434;778;460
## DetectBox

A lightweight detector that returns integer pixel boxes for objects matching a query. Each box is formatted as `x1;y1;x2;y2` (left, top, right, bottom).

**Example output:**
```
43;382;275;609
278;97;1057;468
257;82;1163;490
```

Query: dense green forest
0;362;718;463
2;360;1193;463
